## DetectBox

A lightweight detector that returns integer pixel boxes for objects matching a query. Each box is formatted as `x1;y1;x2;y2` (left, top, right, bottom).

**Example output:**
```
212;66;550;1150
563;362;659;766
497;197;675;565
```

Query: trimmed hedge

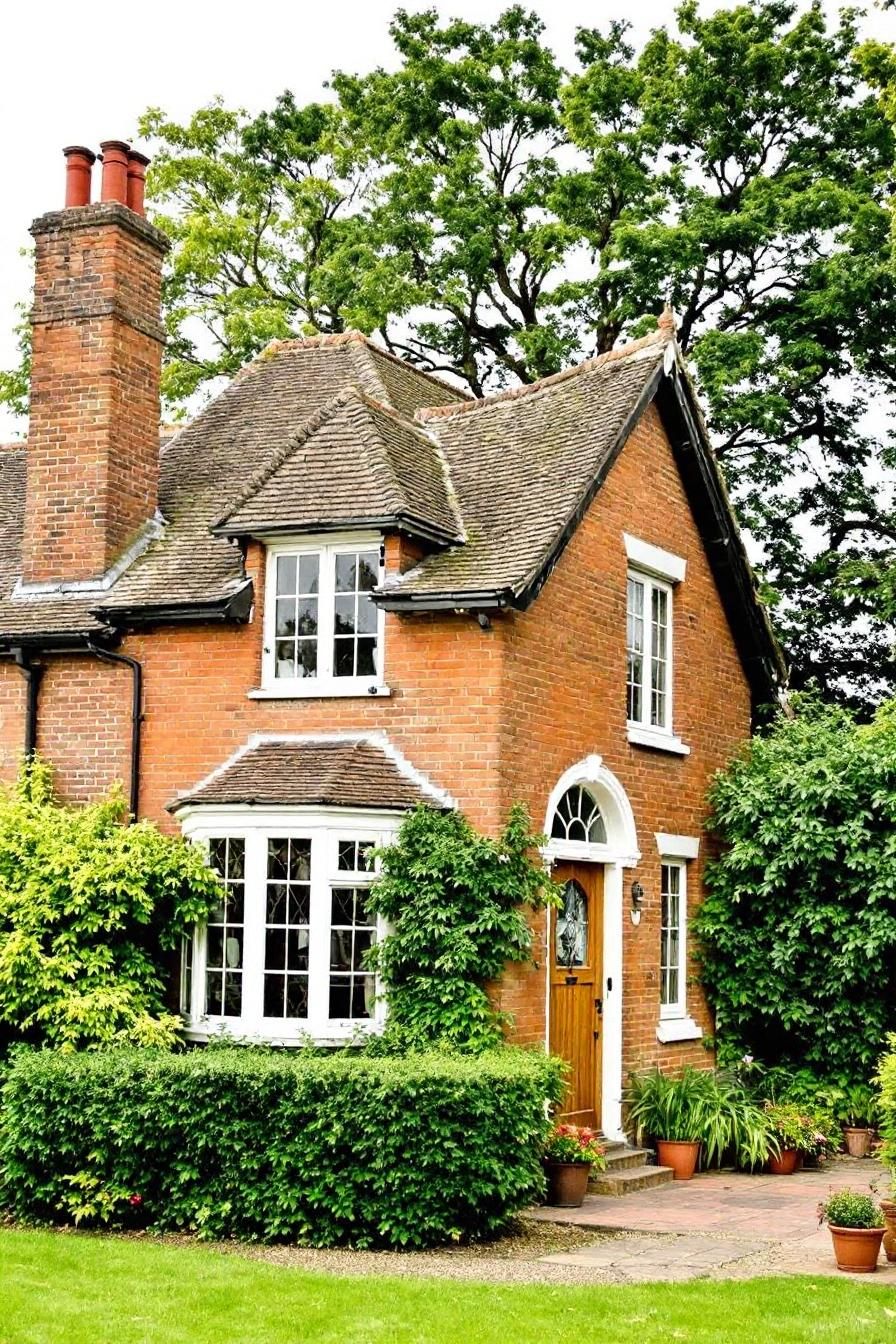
0;1047;564;1248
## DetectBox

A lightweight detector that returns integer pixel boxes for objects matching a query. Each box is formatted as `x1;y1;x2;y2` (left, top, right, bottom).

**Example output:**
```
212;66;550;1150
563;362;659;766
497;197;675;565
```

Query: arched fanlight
550;785;607;844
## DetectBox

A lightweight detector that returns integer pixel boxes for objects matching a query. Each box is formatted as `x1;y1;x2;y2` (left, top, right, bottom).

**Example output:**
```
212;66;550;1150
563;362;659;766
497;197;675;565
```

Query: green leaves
365;803;558;1053
0;757;221;1051
0;1047;564;1247
696;695;896;1089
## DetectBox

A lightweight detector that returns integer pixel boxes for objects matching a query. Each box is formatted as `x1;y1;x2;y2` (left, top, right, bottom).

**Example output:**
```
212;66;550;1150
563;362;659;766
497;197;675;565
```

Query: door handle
595;997;603;1016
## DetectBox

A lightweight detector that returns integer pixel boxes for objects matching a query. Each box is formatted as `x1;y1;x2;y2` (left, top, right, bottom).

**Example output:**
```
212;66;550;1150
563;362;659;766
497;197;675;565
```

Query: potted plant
543;1124;607;1207
839;1084;877;1159
763;1102;806;1174
626;1067;774;1180
818;1189;885;1272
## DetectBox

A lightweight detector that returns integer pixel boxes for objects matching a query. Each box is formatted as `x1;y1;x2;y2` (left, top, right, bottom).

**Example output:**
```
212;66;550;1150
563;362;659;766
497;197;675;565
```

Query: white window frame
659;859;687;1021
624;535;689;757
655;834;702;1044
179;806;399;1044
255;533;389;699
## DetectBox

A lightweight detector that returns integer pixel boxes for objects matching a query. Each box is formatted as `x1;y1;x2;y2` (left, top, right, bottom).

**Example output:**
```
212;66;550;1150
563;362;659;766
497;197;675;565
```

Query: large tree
4;2;896;706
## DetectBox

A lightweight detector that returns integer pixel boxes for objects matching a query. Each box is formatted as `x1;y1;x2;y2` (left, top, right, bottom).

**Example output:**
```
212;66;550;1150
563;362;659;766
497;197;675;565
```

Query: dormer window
258;535;388;698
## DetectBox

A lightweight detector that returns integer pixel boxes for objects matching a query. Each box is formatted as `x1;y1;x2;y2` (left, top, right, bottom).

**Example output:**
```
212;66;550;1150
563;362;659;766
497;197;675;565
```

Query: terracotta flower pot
656;1139;701;1180
880;1199;896;1264
544;1160;591;1208
828;1225;884;1273
843;1127;873;1159
767;1147;799;1175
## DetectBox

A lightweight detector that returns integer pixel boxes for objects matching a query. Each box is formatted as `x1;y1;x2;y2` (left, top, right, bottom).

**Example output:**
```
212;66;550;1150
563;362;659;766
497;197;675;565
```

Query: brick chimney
22;141;169;586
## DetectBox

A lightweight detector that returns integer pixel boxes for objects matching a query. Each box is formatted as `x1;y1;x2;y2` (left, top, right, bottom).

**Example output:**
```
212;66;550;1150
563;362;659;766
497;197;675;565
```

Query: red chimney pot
62;146;96;208
126;150;150;216
99;140;131;205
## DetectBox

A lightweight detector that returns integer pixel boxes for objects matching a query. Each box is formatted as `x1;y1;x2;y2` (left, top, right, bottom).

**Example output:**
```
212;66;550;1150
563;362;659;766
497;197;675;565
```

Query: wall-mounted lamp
630;880;645;926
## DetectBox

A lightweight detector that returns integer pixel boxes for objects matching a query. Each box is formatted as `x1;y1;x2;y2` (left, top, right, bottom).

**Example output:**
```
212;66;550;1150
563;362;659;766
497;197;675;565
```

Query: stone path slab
528;1156;896;1280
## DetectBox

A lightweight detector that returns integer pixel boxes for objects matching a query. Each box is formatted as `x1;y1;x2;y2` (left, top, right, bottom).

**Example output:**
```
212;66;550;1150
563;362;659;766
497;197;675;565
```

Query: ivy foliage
876;1034;896;1184
0;1046;565;1247
365;804;558;1052
696;696;896;1090
0;759;221;1052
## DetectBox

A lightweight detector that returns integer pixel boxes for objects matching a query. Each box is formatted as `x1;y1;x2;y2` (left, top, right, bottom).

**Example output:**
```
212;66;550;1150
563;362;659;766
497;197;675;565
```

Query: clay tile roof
0;334;465;641
213;385;463;545
380;332;668;603
168;735;452;812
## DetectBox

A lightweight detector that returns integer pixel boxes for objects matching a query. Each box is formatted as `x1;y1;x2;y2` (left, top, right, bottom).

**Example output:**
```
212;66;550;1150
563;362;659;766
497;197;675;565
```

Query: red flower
129;1194;143;1207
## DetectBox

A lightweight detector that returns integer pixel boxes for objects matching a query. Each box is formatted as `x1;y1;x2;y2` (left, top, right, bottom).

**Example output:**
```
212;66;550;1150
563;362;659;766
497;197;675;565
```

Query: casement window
258;535;387;697
623;535;689;756
181;818;388;1043
659;860;686;1020
654;833;703;1043
626;573;672;732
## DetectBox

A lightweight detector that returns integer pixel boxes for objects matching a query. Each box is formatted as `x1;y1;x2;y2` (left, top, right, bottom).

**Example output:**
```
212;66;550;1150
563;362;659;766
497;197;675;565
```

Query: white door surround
542;754;640;1141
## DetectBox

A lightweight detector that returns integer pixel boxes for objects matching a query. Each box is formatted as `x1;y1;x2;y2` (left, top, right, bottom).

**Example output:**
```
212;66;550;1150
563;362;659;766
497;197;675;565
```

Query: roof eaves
211;512;461;546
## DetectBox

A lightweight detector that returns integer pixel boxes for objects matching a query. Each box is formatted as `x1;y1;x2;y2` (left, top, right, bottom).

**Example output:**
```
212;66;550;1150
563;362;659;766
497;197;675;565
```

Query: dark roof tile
168;735;450;811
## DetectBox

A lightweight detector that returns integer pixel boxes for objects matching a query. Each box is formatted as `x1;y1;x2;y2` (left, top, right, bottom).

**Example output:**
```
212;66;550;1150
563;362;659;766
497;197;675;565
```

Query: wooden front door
549;862;604;1127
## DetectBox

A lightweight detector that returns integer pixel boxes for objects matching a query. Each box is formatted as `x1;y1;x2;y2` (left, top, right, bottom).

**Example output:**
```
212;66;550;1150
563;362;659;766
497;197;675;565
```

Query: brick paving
529;1156;896;1281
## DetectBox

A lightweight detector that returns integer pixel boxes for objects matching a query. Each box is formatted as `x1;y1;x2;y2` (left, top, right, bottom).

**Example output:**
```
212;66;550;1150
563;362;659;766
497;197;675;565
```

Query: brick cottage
0;142;783;1139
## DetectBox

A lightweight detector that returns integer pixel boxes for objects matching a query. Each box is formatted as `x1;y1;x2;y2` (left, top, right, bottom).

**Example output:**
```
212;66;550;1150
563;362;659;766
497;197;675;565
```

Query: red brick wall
492;402;751;1071
23;205;166;583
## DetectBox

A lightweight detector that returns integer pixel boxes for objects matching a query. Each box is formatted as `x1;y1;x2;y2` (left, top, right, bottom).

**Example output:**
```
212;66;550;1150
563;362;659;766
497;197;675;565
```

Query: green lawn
0;1228;893;1344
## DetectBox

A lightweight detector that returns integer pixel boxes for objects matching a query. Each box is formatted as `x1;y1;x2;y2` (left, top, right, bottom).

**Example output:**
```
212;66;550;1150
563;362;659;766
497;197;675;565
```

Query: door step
590;1144;674;1196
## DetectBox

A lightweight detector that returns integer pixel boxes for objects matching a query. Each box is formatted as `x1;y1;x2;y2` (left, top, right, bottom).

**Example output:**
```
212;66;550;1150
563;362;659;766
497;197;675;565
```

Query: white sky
2;0;895;439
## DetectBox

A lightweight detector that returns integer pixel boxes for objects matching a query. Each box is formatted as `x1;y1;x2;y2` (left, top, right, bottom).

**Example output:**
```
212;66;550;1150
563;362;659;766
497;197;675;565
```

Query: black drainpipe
85;641;143;821
13;647;44;757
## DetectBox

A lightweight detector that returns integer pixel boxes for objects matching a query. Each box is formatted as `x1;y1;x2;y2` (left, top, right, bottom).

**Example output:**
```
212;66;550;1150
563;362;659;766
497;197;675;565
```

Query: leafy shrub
0;1045;564;1247
697;696;896;1090
818;1189;884;1230
625;1067;773;1168
365;804;558;1052
876;1033;896;1184
0;759;221;1051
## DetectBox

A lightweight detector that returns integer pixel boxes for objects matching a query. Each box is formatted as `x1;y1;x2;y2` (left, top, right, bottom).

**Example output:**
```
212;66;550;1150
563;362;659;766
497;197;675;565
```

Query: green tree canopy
0;759;221;1051
4;2;896;705
696;695;896;1091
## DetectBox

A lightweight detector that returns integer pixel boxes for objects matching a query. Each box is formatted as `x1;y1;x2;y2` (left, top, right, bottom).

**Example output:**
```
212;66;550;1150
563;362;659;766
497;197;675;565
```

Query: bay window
181;816;390;1043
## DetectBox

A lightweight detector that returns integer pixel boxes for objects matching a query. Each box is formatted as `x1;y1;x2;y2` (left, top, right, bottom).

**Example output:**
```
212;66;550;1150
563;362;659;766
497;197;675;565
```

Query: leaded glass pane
328;871;376;1020
555;880;588;968
203;837;245;1018
264;838;311;1019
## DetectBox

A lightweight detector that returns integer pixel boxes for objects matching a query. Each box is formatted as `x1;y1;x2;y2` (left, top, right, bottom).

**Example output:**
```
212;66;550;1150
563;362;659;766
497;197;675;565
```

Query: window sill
183;1019;382;1046
627;725;691;756
656;1016;703;1044
248;683;392;700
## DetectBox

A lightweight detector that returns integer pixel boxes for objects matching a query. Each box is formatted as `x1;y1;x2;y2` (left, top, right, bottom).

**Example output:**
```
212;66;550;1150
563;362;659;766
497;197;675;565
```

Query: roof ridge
416;329;670;424
254;330;470;404
213;384;368;530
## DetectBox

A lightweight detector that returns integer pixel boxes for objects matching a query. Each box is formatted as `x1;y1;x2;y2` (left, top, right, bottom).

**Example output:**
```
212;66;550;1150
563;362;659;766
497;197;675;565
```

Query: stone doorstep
589;1147;675;1196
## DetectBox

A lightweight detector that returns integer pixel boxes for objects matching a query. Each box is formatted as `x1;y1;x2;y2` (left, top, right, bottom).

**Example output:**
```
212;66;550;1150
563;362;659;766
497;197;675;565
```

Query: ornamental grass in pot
543;1124;607;1207
818;1189;885;1273
626;1067;773;1181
